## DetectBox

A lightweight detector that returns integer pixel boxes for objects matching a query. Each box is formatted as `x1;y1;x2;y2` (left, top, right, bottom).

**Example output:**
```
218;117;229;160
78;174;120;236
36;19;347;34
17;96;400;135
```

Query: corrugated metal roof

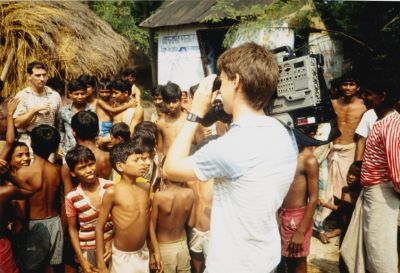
140;0;275;28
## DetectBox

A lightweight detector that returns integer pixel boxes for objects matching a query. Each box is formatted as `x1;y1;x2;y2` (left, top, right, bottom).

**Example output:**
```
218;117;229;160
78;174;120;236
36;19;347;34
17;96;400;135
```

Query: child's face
165;98;181;116
86;85;95;98
361;89;385;109
112;89;128;103
152;95;163;108
110;135;122;146
11;146;30;170
123;153;146;177
69;89;87;105
98;87;111;101
181;91;189;102
72;160;97;184
347;165;361;186
142;152;153;174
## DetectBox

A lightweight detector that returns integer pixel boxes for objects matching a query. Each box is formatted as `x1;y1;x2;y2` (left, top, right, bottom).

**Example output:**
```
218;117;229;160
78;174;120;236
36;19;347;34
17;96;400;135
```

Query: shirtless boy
78;75;97;109
62;111;111;194
95;141;162;273
111;80;143;136
65;145;114;273
279;145;318;273
150;85;166;123
122;67;142;106
187;178;213;273
156;82;204;157
11;124;63;272
96;79;137;143
151;172;194;273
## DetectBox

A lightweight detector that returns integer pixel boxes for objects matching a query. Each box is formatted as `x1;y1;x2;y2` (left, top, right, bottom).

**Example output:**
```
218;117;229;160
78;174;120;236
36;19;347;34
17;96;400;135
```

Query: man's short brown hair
27;61;47;74
217;42;279;110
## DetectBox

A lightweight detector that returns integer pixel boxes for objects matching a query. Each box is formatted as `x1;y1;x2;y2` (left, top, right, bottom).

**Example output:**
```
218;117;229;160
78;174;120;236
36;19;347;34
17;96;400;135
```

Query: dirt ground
308;235;340;273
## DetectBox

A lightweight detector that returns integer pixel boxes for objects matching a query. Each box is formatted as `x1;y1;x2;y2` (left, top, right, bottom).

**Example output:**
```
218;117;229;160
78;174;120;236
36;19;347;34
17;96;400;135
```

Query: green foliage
89;0;161;52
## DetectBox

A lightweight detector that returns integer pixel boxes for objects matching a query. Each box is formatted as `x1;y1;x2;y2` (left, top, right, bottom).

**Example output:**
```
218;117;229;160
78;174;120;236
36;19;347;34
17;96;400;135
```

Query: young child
122;67;142;106
111;80;143;136
61;111;111;194
150;85;166;123
279;146;319;273
156;82;205;157
58;79;94;159
151;160;194;273
65;145;114;272
95;141;162;273
96;79;137;142
319;161;362;272
110;122;131;148
181;90;192;111
78;74;98;109
11;124;63;272
187;178;213;273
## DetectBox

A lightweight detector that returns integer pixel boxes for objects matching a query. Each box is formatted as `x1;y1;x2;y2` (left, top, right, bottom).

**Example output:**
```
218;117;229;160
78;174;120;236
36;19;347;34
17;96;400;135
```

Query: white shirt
191;115;298;273
355;109;377;138
14;86;62;133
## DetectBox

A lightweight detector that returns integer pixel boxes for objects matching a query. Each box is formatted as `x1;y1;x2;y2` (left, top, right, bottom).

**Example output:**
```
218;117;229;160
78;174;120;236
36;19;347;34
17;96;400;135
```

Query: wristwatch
187;112;203;123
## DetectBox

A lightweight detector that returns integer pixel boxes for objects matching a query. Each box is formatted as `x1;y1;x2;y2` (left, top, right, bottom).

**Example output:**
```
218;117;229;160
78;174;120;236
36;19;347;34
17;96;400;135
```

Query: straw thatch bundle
0;1;131;97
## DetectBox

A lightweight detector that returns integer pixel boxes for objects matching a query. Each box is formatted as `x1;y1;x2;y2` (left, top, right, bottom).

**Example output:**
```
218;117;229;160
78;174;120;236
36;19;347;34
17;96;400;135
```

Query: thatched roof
0;2;130;97
140;0;274;28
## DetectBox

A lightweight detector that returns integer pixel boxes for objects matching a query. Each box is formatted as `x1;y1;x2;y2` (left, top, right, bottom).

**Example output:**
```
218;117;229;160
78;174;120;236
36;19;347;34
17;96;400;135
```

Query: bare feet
325;228;341;239
318;232;330;244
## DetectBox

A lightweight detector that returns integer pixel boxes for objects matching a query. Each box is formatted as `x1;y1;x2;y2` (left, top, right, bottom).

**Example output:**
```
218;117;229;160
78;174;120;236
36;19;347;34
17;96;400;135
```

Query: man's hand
35;103;51;115
81;258;98;273
190;74;217;118
288;231;304;256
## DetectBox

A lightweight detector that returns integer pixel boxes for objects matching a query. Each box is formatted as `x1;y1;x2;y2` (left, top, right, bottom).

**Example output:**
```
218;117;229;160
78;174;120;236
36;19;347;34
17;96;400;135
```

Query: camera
189;76;232;127
266;46;341;146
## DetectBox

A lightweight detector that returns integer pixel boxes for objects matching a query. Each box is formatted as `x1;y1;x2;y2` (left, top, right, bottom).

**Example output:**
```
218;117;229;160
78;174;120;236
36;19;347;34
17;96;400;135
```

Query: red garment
361;111;400;188
0;237;19;273
279;206;313;258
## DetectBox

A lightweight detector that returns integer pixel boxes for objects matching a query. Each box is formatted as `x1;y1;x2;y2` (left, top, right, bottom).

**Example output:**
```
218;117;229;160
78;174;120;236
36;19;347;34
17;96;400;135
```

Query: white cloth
110;243;149;273
355;109;377;138
362;183;399;273
189;228;210;259
191;115;298;273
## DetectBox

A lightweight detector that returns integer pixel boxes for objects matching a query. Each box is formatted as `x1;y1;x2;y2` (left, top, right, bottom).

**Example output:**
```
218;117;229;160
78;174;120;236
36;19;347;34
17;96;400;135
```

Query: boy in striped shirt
65;145;114;272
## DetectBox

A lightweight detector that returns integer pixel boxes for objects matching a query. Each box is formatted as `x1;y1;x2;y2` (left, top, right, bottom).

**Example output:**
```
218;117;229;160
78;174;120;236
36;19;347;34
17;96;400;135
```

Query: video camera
265;46;340;146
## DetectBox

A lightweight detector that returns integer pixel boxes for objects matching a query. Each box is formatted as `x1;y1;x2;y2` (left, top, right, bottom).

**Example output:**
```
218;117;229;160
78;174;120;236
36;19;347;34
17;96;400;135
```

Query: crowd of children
0;57;399;273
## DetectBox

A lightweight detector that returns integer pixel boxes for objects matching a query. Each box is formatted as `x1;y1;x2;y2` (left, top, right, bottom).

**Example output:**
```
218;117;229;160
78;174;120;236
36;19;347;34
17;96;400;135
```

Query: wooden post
0;48;15;81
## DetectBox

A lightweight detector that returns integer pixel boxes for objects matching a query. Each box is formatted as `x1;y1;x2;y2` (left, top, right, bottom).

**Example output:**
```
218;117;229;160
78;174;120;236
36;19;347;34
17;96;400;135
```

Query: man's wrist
187;112;203;123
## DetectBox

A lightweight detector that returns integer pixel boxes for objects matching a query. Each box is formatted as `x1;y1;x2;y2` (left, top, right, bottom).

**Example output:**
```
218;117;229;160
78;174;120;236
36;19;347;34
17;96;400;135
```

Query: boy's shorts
99;121;113;137
279;206;313;258
29;215;63;265
0;237;19;273
189;228;210;259
110;243;149;273
159;237;190;273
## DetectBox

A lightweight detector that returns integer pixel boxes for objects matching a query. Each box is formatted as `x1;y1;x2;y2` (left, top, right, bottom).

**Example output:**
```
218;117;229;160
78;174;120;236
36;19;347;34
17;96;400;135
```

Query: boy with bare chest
96;141;162;273
151;174;194;273
157;82;204;157
279;146;318;273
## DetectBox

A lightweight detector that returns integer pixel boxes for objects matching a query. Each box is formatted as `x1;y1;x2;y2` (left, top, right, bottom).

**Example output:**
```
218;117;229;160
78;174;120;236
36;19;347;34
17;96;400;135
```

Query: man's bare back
332;96;366;145
152;182;194;242
187;180;213;231
282;147;318;209
108;182;150;251
14;156;61;219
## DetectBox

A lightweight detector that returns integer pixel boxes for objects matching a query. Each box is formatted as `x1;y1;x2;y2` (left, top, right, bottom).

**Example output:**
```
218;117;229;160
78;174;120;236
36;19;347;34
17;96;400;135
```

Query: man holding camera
164;42;298;273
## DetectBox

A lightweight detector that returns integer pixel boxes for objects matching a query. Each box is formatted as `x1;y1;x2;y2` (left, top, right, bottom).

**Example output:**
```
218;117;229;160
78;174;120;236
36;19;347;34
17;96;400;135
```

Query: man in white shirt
13;61;61;147
164;43;298;273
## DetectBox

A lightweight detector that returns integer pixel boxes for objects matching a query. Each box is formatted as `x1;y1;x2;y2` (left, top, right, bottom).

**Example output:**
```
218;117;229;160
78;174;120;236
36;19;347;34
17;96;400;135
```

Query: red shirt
361;111;400;188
